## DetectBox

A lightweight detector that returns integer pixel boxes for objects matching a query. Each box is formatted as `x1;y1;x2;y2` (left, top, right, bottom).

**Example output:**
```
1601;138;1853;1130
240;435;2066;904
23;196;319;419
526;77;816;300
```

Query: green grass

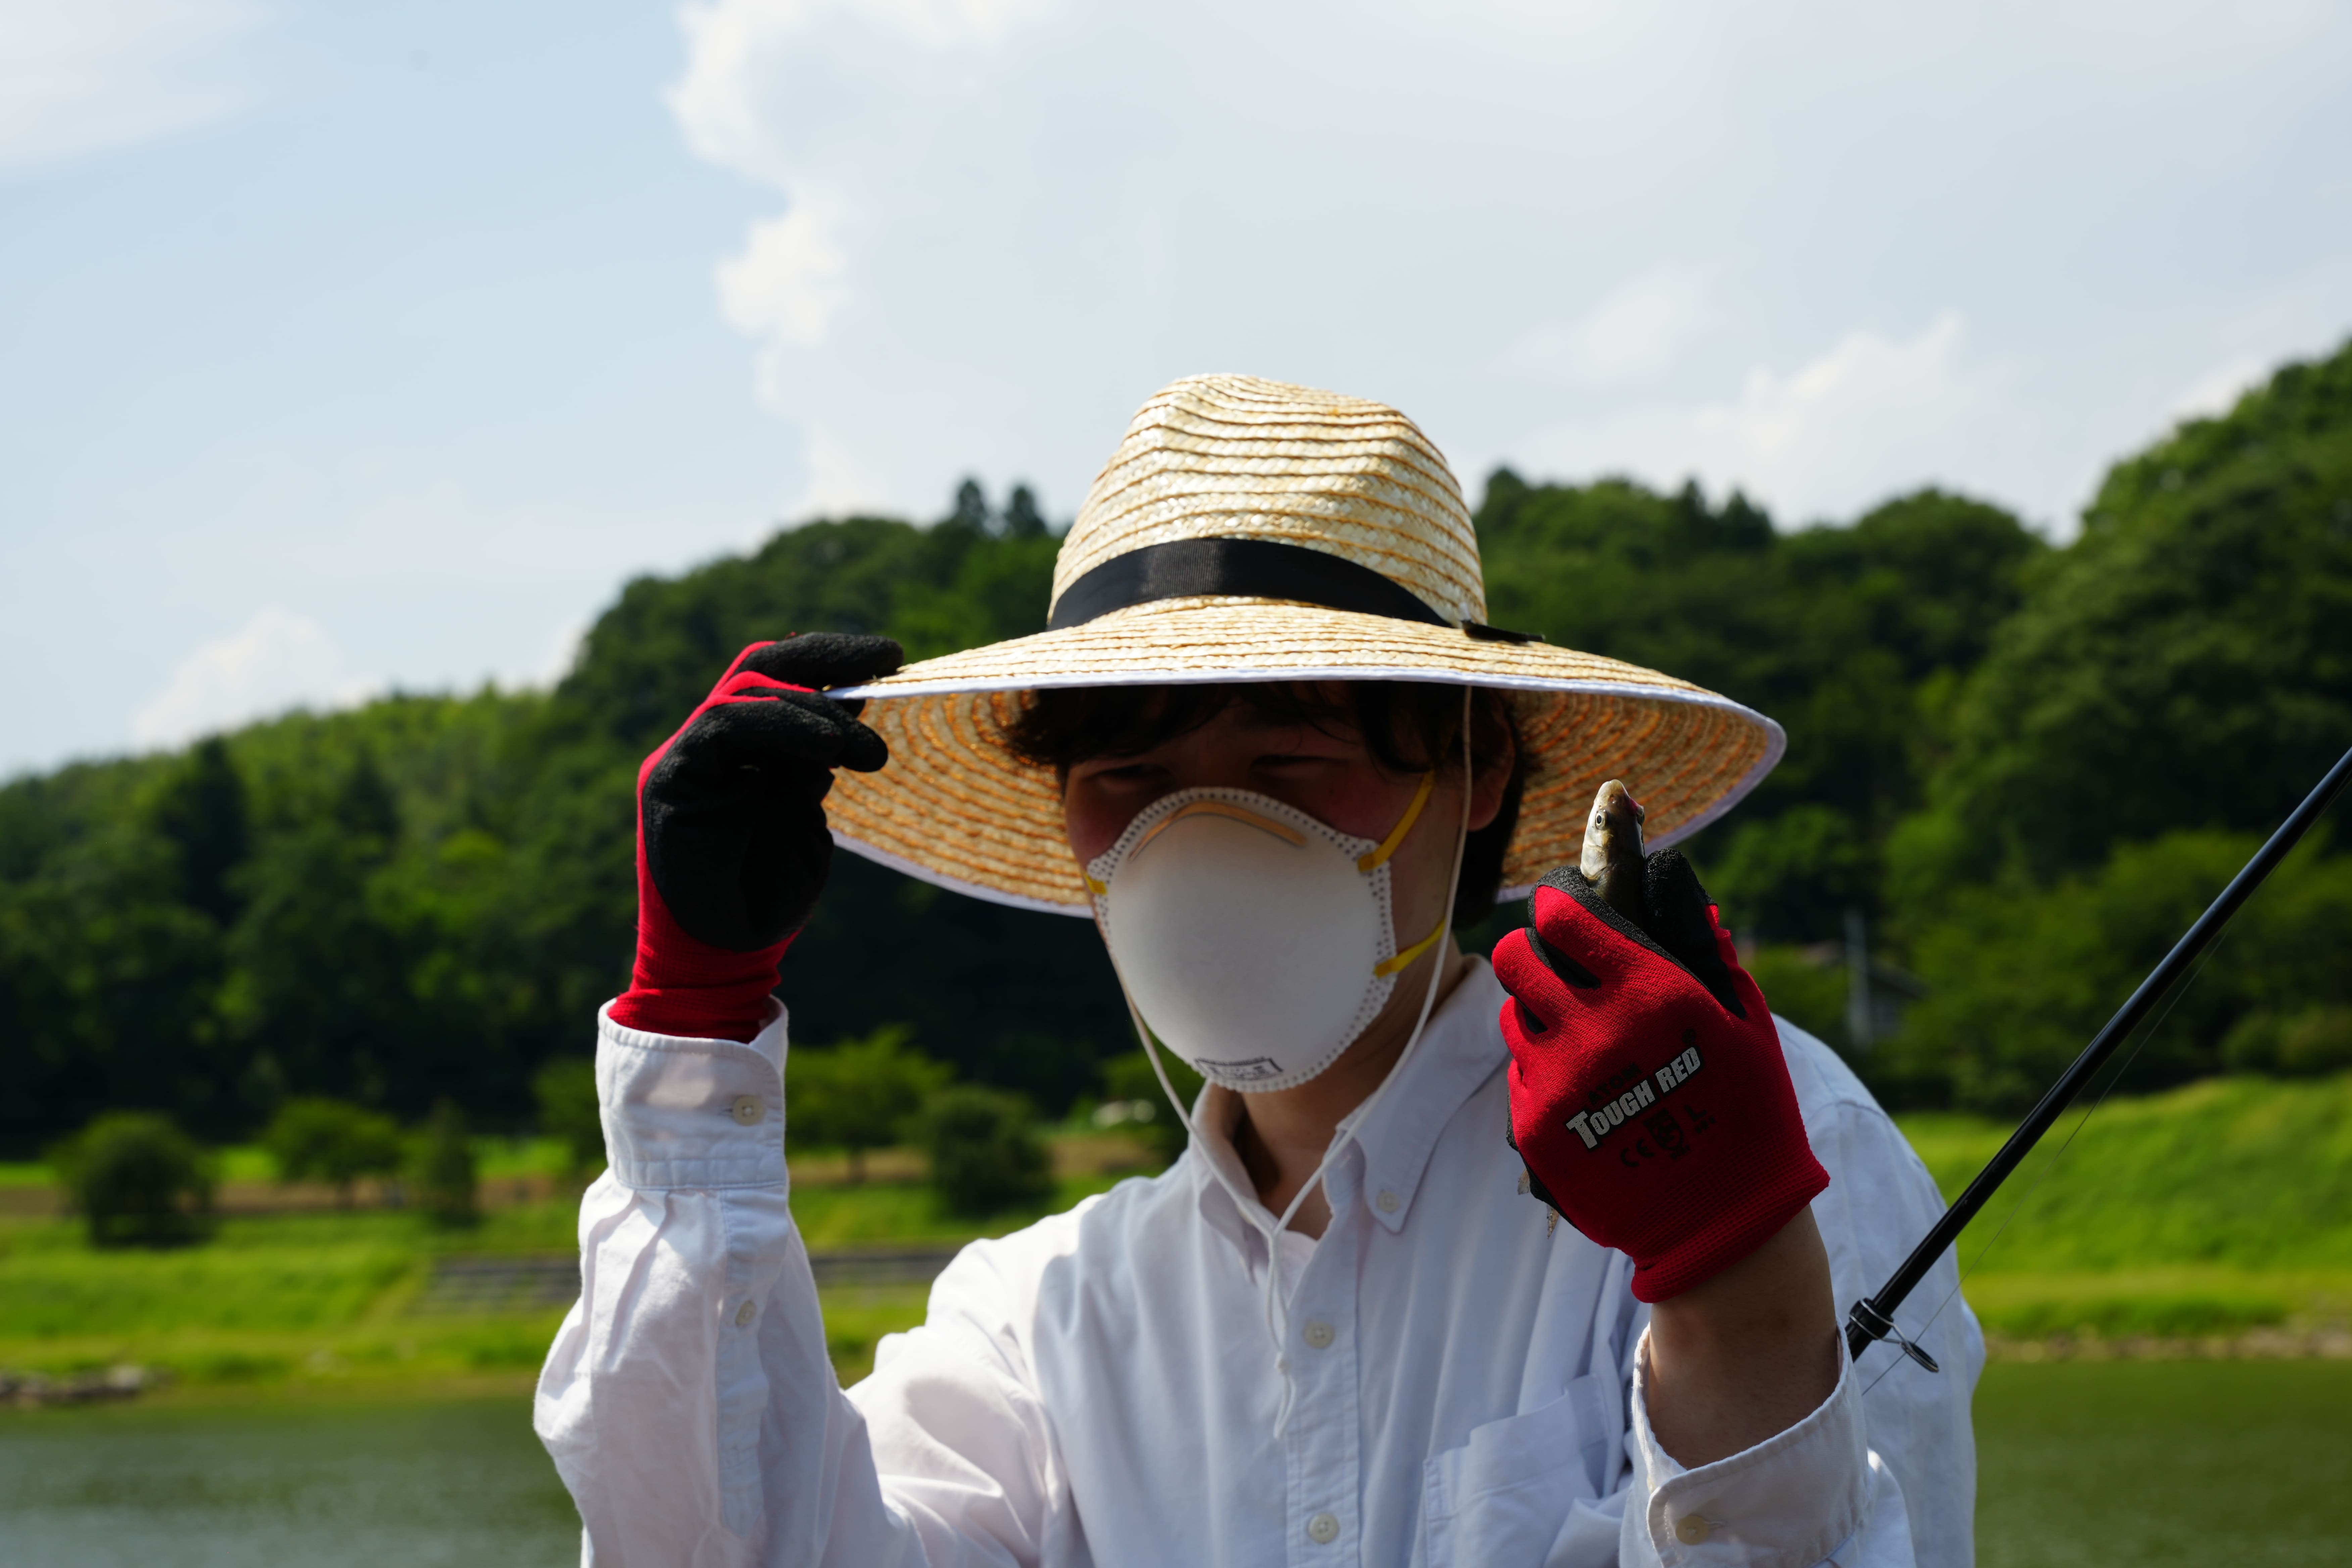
1974;1360;2352;1566
9;1073;2349;1399
789;1171;1127;1249
0;1170;1133;1395
1895;1073;2352;1271
819;1285;936;1385
3;1136;582;1192
1893;1073;2352;1340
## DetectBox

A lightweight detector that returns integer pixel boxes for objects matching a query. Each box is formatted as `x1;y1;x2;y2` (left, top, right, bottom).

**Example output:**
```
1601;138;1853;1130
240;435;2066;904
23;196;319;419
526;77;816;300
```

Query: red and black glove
1492;851;1827;1302
608;633;901;1042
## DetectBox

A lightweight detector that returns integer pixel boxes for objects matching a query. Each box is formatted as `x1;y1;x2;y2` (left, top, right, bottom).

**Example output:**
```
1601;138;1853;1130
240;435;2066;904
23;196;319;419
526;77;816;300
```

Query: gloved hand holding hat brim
612;633;902;1043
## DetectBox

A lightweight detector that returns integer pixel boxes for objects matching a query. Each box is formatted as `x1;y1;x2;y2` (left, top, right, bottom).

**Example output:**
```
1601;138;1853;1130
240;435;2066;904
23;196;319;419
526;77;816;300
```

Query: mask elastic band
1374;915;1449;979
1355;769;1436;873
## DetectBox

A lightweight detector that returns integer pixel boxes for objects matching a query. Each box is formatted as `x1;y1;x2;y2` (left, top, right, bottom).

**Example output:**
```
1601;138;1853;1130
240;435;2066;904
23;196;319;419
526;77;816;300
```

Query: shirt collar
1186;958;1508;1244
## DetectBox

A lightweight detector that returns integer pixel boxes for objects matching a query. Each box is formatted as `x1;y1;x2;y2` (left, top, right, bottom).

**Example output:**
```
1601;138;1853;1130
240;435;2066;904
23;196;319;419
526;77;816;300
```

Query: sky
4;0;2350;776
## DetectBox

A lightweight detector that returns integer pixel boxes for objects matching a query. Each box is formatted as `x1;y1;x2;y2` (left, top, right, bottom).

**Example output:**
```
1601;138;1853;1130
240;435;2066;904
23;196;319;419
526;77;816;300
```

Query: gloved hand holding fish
1492;780;1830;1302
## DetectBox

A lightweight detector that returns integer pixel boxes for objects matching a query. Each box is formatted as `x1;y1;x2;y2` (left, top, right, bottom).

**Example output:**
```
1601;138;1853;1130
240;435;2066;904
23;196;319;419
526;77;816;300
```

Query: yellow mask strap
1357;771;1437;874
1374;912;1449;978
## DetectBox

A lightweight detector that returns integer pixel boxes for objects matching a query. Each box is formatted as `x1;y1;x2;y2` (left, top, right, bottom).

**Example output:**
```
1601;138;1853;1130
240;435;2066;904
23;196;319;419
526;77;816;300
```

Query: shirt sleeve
1615;1329;1914;1568
1798;1074;1987;1568
531;1002;1058;1568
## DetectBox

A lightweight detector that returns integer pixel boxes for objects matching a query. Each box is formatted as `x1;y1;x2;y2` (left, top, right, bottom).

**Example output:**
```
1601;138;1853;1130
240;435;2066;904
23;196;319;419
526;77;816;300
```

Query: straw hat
828;374;1784;915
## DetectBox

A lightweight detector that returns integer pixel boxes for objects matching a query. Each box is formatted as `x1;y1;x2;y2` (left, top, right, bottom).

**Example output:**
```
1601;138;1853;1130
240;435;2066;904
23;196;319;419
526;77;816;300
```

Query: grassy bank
7;1073;2349;1399
1893;1072;2352;1344
0;1163;1131;1397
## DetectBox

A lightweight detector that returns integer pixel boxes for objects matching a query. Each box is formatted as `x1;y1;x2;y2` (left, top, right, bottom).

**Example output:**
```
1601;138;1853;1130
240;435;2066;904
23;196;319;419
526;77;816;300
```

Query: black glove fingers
1642;850;1747;1017
735;632;904;692
1533;857;1744;1016
1527;925;1600;989
683;690;865;768
736;797;833;941
749;689;889;774
827;711;889;773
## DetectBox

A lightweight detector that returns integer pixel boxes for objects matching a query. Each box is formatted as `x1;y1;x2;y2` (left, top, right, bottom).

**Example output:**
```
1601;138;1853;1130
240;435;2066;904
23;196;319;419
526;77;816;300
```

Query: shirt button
734;1300;757;1327
1674;1514;1711;1545
1302;1320;1335;1350
1307;1512;1340;1544
730;1093;764;1126
1375;1190;1400;1214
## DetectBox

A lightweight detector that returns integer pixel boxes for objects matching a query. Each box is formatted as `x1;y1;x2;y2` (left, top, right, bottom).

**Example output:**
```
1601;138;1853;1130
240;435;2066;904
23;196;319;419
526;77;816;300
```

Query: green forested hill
3;349;2348;1153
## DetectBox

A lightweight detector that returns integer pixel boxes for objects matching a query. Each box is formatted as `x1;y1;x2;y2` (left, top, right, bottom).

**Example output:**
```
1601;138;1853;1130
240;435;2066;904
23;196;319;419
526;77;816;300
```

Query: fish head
1577;780;1648;921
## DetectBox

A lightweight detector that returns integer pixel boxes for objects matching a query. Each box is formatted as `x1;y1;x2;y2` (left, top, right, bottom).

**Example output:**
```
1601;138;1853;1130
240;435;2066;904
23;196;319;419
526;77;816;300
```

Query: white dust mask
1083;774;1446;1093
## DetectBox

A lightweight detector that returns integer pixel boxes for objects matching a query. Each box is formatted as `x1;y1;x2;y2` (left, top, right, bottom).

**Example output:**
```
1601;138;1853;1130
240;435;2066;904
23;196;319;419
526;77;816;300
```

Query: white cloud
1521;313;2025;525
662;0;2352;533
521;615;591;691
130;607;380;751
2166;353;2269;424
1511;264;1721;388
0;0;256;167
718;185;855;349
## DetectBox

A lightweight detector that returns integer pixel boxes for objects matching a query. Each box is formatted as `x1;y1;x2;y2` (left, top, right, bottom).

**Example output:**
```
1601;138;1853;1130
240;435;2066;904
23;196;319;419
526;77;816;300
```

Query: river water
0;1396;578;1567
5;1363;2348;1564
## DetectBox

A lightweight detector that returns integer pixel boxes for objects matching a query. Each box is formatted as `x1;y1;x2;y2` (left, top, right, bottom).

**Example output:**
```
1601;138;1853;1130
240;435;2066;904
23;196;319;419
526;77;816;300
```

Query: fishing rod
1846;741;2352;1369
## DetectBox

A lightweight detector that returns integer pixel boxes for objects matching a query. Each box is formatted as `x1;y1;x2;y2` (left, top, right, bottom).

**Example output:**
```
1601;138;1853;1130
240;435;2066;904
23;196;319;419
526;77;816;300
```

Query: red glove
1492;852;1827;1302
609;634;901;1042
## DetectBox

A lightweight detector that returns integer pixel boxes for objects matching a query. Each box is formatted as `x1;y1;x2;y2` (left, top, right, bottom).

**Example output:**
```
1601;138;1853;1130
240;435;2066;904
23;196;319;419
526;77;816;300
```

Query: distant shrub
789;1026;952;1182
1742;946;1851;1055
532;1058;605;1178
2224;1006;2352;1077
1098;1049;1203;1166
1873;832;2352;1113
49;1112;214;1248
262;1097;406;1205
413;1100;479;1228
920;1086;1052;1218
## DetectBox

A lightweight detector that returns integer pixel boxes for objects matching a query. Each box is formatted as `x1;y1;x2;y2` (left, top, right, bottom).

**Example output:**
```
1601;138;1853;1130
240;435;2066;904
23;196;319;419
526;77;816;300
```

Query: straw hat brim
824;594;1784;917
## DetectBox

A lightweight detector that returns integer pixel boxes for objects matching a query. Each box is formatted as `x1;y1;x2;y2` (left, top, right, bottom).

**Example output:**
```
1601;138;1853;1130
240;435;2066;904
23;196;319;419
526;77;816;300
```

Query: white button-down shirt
536;961;1981;1567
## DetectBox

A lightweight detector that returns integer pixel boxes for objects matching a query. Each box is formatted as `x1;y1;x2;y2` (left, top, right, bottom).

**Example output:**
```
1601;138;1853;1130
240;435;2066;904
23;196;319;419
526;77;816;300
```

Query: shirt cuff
595;997;790;1191
1623;1329;1873;1568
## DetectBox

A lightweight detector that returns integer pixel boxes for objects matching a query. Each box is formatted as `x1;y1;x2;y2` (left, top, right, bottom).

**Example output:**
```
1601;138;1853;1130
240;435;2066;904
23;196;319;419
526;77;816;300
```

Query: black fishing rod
1847;741;2352;1369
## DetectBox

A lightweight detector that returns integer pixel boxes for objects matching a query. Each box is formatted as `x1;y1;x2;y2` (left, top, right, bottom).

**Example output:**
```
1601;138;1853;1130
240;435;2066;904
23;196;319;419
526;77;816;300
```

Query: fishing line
1847;743;2352;1372
1860;896;2245;1399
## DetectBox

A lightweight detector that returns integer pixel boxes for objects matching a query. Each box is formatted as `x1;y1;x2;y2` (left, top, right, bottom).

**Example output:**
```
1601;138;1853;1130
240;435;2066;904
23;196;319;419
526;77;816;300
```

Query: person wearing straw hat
535;376;1981;1566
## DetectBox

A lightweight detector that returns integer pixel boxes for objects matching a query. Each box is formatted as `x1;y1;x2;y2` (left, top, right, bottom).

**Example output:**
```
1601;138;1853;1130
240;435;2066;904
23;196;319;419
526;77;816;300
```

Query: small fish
1578;779;1648;924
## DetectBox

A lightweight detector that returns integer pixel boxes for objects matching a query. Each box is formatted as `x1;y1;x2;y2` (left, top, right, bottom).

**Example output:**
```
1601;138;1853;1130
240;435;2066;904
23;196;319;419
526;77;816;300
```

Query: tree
414;1099;480;1228
534;1057;605;1177
262;1097;406;1205
920;1085;1053;1218
151;737;249;924
1098;1049;1203;1166
1001;483;1048;539
1892;337;2352;908
50;1111;214;1247
1868;829;2352;1112
787;1025;951;1182
1472;474;2043;942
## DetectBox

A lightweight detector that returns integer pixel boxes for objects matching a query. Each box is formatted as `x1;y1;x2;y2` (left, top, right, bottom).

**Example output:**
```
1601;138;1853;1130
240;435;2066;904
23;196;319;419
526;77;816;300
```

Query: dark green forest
4;344;2349;1156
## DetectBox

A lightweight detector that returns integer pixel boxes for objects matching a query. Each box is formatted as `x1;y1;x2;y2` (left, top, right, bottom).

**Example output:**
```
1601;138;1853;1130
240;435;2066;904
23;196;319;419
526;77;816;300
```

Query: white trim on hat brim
829;667;1787;918
829;827;1098;918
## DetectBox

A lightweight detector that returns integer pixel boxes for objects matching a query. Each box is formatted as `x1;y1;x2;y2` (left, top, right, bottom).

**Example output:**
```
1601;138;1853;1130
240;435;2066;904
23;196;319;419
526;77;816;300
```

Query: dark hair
999;681;1527;925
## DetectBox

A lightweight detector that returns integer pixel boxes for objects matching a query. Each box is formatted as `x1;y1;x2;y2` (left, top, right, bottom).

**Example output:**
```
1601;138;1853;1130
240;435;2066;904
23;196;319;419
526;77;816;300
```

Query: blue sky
5;0;2350;775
